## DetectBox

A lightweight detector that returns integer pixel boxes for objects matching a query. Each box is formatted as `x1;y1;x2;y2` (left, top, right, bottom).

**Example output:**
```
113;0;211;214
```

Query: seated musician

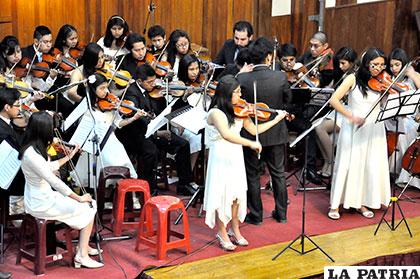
162;29;192;77
279;43;321;185
147;25;166;58
115;32;148;78
116;64;199;196
96;15;130;62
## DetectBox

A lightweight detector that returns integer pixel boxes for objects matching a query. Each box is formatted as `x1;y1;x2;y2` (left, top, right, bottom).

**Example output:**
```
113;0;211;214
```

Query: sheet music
145;99;178;138
378;89;420;121
170;106;207;134
0;141;21;190
64;98;88;131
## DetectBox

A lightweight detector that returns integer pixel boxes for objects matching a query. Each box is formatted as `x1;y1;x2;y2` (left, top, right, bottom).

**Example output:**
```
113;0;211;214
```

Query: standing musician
237;37;291;225
115;33;148;77
213;21;254;66
97;15;130;62
315;47;358;178
18;111;103;269
147;25;166;58
67;42;106;104
279;43;322;184
328;48;391;220
117;64;199;196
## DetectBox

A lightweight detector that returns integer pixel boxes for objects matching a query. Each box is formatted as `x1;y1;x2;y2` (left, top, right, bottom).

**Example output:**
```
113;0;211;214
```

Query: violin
97;92;153;117
15;57;67;79
233;98;294;121
368;71;409;94
68;41;87;61
97;63;133;87
0;77;53;100
137;52;172;77
189;74;217;96
43;49;78;72
289;63;320;88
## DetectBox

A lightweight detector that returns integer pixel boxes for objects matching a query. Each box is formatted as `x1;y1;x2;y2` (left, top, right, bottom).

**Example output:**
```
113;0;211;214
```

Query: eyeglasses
369;63;386;70
310;43;322;49
176;43;189;49
11;103;20;107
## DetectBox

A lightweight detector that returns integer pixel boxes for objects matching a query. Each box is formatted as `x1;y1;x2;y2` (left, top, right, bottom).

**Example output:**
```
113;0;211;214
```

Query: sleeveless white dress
203;109;247;228
330;84;391;209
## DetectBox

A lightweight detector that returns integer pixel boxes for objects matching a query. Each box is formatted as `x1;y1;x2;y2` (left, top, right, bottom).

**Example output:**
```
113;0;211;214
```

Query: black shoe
244;215;262;226
0;271;12;279
271;210;287;223
306;169;322;185
176;183;198;196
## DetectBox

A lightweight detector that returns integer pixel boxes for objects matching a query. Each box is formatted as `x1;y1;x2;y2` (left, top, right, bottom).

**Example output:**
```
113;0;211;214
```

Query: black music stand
374;89;420;237
272;123;334;262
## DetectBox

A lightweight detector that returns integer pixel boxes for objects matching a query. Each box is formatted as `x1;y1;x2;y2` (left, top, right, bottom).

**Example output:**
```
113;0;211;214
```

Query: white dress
72;109;137;187
97;37;129;63
330;84;391;210
203;109;247;228
21;146;96;230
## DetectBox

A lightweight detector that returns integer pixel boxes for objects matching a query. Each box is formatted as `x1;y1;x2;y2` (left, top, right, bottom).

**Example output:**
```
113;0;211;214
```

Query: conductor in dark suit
213;21;253;66
237;37;291;225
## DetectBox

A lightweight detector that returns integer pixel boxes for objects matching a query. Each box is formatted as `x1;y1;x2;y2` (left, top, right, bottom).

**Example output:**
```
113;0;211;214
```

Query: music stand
273;116;334;262
374;89;420;237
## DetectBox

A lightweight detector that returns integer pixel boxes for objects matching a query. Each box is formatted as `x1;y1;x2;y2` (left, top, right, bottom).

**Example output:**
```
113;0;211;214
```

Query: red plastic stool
16;214;74;275
112;178;151;236
135;195;191;260
97;166;131;221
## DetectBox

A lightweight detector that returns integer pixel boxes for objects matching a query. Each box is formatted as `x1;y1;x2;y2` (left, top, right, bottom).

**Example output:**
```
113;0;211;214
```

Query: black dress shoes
0;271;12;279
306;169;322;185
244;215;262;226
271;210;287;223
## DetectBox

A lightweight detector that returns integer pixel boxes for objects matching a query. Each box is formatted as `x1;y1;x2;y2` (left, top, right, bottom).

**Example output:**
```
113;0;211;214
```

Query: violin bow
253;80;260;159
272;36;278;71
290;54;327;88
5;60;20;77
25;43;42;79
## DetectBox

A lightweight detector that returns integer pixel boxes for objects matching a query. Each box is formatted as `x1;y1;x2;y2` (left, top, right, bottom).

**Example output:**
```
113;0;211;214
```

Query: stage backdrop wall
1;0;419;59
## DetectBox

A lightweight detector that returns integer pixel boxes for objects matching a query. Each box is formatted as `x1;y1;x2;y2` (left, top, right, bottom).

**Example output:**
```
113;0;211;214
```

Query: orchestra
1;8;420;277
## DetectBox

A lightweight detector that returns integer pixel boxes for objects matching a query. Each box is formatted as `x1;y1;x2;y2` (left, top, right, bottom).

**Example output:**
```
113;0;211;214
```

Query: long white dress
330;84;391;210
21;146;96;230
72;109;137;187
203;109;247;228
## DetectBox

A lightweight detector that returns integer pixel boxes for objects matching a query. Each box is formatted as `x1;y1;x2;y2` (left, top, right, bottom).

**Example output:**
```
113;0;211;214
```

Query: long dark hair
166;29;191;67
82;42;103;77
356;47;386;96
333;46;358;85
0;35;20;70
54;24;78;51
387;48;409;77
87;73;108;108
178;54;200;84
209;75;239;126
103;15;129;48
19;111;54;160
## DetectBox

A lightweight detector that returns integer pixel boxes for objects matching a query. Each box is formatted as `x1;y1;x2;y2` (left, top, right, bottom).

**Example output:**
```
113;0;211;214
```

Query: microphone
47;78;88;96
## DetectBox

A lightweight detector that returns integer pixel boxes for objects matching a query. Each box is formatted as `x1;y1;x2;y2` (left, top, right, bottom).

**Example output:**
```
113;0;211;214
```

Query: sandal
216;233;236;251
227;229;249;246
327;210;340;220
356;208;374;219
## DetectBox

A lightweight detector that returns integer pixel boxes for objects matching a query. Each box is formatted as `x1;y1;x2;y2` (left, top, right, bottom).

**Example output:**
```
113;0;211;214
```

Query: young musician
328;47;391;220
147;25;166;58
116;32;148;77
18;111;103;269
204;75;287;251
237;37;291;225
97;15;129;61
315;47;357;178
213;21;253;66
163;29;191;76
54;24;81;61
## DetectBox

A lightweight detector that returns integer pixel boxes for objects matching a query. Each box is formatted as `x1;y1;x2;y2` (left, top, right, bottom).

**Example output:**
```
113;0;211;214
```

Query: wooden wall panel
0;0;13;41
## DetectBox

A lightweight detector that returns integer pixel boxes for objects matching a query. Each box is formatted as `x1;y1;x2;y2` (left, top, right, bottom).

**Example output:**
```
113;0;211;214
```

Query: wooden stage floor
145;216;420;279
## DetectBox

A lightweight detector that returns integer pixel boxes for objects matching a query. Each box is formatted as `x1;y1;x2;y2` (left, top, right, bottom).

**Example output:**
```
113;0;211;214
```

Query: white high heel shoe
227;229;249;246
74;255;104;269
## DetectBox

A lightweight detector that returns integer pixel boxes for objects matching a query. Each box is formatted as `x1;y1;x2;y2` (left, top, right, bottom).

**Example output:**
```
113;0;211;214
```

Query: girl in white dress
328;48;391;220
204;75;287;251
73;73;146;187
96;15;129;62
19;111;103;269
386;48;420;189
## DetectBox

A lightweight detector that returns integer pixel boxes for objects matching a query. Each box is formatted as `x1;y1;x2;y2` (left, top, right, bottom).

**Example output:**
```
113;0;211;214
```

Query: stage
2;178;419;278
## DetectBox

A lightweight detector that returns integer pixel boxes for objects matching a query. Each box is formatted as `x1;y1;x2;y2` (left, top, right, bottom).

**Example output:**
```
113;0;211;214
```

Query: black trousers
243;144;288;222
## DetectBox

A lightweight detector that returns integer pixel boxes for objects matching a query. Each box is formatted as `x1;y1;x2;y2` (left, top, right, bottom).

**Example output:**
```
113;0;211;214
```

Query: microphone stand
142;0;156;35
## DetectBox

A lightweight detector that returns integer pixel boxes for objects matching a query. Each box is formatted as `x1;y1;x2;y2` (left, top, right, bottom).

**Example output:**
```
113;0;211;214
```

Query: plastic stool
16;214;73;275
135;195;191;260
112;178;151;236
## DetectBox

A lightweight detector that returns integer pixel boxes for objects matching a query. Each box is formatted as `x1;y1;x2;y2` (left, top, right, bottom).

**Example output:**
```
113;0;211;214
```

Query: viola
97;63;133;87
233;98;294;121
97;92;153;117
368;71;409;94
